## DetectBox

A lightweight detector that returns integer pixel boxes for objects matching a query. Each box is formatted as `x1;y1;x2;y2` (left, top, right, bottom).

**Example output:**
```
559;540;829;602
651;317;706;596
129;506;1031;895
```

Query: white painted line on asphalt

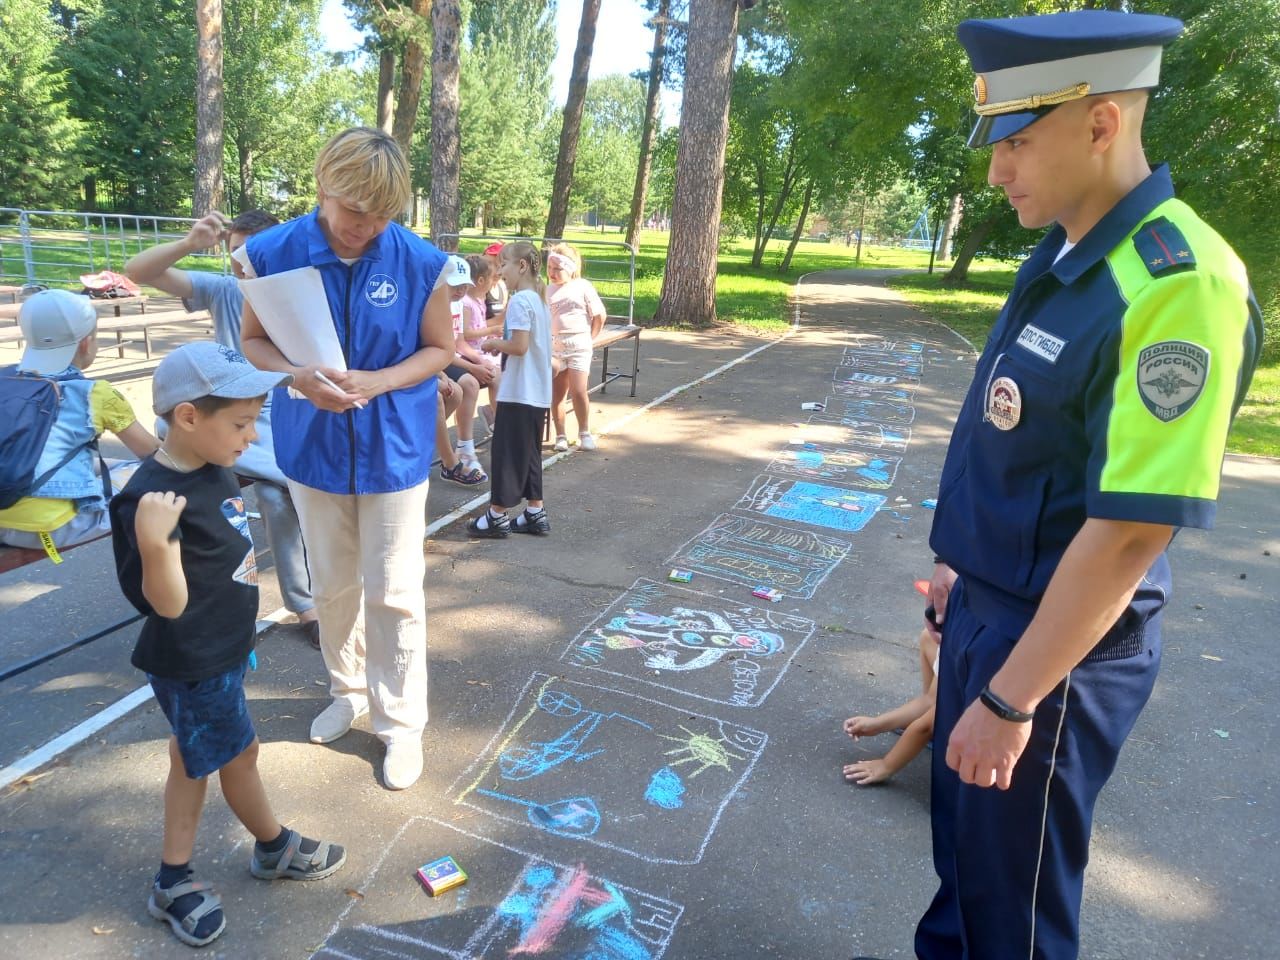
0;275;819;788
0;607;291;791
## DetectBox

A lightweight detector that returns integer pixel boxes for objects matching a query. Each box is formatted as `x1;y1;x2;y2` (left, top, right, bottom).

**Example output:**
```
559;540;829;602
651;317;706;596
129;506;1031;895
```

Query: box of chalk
668;568;693;583
416;855;467;895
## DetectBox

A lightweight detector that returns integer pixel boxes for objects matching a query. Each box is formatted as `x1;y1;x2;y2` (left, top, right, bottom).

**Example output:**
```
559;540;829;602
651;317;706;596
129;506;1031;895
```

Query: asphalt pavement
0;270;1275;959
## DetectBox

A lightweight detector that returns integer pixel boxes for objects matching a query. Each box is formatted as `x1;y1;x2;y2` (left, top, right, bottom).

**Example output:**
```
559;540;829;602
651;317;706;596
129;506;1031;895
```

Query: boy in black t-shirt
110;343;347;948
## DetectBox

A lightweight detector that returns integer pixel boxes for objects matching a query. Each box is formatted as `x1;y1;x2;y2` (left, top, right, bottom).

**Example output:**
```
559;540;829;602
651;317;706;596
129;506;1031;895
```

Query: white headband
548;252;578;274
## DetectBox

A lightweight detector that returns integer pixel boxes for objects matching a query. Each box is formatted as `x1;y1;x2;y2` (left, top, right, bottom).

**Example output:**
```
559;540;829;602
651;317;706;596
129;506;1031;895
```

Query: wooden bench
592;321;641;398
0;308;211;359
0;285;22;304
0;473;253;576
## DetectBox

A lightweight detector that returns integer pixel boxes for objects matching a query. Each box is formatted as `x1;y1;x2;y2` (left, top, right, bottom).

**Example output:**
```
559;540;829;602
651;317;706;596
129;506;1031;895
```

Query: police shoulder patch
1133;217;1196;278
1137;340;1210;422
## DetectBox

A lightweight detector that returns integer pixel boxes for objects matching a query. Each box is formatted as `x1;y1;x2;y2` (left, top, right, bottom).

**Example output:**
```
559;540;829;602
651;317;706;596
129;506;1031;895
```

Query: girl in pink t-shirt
546;242;606;451
455;255;503;426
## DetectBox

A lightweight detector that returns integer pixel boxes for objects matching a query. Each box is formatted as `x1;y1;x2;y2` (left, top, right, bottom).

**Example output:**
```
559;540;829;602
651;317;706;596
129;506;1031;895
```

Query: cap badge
973;74;988;106
986;376;1022;431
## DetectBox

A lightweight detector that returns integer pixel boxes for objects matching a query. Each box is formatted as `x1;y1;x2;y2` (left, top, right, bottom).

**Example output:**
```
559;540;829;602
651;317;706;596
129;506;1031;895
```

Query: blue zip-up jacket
245;211;447;495
930;166;1260;656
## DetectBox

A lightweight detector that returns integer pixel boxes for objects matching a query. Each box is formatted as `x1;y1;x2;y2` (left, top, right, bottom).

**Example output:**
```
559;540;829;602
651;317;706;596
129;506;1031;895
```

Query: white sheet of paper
237;266;345;371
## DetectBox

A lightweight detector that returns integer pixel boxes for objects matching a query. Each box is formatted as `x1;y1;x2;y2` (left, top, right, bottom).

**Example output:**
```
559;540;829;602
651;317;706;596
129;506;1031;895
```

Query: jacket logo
365;274;399;307
1137;340;1209;422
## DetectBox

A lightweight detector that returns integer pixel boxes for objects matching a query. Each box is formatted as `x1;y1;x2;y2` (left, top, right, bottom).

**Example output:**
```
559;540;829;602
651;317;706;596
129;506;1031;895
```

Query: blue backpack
0;370;100;510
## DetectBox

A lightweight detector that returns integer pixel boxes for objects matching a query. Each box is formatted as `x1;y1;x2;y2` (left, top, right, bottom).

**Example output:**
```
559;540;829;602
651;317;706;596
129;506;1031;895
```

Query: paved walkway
0;271;1275;958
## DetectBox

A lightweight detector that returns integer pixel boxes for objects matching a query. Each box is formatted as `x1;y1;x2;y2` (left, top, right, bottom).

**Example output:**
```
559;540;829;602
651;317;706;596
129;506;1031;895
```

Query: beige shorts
553;333;594;373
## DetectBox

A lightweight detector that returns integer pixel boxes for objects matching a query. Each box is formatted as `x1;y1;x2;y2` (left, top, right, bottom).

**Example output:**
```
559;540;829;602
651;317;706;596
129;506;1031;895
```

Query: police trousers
915;579;1160;960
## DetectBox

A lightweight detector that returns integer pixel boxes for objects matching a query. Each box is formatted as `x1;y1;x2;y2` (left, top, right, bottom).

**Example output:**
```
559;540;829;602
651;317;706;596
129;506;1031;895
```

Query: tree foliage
572;74;648;226
0;0;83;209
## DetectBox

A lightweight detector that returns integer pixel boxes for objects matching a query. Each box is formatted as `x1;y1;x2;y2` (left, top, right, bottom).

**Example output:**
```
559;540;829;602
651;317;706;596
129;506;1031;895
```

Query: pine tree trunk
392;0;432;165
193;0;225;218
939;192;962;261
654;0;740;327
237;141;253;211
546;0;602;240
377;47;396;134
429;0;462;245
624;0;669;250
944;211;1001;284
779;178;814;272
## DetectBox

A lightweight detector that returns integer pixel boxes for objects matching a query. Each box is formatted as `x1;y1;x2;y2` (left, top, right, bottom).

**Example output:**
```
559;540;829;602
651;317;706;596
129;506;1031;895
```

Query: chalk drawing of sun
659;725;744;778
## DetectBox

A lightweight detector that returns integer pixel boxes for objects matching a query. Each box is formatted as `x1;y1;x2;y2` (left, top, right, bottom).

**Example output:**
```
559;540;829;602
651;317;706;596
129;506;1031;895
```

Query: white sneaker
553;435;569;452
309;700;367;744
579;432;597;451
383;741;423;790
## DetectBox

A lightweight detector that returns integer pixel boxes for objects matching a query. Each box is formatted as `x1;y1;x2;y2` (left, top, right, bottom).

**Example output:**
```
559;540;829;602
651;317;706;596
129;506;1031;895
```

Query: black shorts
444;363;472;383
490;401;545;508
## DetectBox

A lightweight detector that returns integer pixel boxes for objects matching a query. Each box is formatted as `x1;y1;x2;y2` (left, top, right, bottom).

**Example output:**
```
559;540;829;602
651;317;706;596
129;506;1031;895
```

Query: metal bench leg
600;344;610;394
143;326;152;359
630;336;639;397
116;331;125;359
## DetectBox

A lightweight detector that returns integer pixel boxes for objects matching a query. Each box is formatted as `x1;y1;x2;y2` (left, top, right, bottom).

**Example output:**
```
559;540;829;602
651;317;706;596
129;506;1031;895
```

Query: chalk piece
751;586;782;603
416;855;467;895
668;568;694;583
921;499;938;510
801;402;826;411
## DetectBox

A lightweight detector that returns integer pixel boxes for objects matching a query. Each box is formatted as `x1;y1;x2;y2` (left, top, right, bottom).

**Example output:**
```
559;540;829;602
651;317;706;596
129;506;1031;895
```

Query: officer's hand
945;698;1032;790
930;561;958;625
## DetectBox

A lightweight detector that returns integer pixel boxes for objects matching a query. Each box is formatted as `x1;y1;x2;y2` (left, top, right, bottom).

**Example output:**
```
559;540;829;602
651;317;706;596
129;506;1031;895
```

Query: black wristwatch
979;684;1035;723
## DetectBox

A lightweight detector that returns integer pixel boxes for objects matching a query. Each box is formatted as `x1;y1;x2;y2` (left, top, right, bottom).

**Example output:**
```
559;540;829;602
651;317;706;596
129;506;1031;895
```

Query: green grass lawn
461;226;943;334
887;270;1279;458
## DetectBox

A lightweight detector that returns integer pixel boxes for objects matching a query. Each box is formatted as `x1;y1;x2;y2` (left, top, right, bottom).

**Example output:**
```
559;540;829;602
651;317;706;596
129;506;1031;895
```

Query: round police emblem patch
365;273;399;308
1137;340;1210;422
986;376;1022;431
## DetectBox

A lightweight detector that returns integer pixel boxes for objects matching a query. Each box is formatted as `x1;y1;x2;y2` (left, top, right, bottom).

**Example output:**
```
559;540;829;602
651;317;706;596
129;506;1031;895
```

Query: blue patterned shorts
149;662;256;779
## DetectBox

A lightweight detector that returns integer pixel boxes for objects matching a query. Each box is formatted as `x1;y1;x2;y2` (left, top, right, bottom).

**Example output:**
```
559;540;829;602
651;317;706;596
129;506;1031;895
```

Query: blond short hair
314;127;411;220
546;242;582;277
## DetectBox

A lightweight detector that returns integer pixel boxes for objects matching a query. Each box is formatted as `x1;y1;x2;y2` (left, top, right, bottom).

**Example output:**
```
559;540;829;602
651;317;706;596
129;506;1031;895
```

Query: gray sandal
147;877;226;947
250;828;346;881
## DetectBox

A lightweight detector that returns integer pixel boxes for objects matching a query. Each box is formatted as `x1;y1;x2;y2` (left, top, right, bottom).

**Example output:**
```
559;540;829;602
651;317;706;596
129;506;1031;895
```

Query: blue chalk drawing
644;767;686;809
769;442;903;490
498;695;652;780
477;789;603;837
822;397;916;424
311;817;685;960
738;476;887;533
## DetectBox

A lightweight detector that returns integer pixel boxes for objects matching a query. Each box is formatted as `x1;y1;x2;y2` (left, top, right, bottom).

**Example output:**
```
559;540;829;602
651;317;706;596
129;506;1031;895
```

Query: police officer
857;10;1263;960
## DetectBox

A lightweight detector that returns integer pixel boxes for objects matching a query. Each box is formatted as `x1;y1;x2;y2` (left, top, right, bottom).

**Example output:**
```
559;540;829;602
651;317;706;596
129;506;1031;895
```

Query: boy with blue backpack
0;289;158;557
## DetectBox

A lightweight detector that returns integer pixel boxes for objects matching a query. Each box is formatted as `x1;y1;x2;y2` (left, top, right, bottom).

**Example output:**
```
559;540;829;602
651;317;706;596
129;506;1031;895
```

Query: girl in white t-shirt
467;241;553;538
546;242;607;452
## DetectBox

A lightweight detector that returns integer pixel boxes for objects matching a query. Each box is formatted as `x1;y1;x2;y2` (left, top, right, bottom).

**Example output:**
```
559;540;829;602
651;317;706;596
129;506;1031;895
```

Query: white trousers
288;479;430;744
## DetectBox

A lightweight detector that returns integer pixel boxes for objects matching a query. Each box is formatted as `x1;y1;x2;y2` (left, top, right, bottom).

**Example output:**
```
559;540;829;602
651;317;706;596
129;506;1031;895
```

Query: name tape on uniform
1015;324;1067;364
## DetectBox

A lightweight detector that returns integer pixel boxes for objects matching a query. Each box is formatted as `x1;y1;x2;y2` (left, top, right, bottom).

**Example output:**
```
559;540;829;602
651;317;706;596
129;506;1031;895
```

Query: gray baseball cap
153;341;292;415
18;289;98;375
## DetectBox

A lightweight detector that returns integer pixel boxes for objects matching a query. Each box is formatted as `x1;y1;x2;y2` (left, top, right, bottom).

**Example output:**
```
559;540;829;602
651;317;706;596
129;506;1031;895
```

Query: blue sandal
441;461;487;485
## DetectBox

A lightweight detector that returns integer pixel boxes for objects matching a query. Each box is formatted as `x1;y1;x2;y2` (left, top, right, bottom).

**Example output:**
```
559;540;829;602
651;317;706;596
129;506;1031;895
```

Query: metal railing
435;232;636;325
0;208;227;289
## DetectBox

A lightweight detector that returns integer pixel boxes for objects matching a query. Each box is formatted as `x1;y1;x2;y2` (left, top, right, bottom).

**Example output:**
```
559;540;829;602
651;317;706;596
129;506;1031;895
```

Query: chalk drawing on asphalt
560;578;815;707
820;397;915;424
667;513;852;599
768;440;902;489
310;816;683;960
448;673;767;864
735;475;886;533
